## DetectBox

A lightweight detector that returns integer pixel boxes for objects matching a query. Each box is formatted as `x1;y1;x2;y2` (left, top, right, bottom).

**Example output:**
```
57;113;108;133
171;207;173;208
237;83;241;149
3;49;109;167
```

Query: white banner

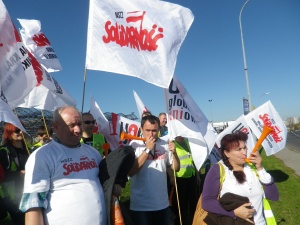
86;0;194;88
18;72;76;111
208;146;222;165
18;19;62;73
133;90;149;119
215;115;255;157
0;95;26;133
90;97;142;150
245;101;287;156
164;76;217;170
0;2;37;108
89;96;118;149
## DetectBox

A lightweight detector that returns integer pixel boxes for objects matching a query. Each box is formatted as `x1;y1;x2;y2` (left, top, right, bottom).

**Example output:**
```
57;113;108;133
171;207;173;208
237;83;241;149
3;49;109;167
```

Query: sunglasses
84;120;96;125
38;133;46;136
14;129;21;134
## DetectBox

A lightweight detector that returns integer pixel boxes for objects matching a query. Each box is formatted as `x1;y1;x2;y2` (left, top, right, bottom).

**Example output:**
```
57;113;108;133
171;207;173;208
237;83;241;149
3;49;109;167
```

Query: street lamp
239;0;252;111
208;99;213;125
260;92;270;97
260;92;270;104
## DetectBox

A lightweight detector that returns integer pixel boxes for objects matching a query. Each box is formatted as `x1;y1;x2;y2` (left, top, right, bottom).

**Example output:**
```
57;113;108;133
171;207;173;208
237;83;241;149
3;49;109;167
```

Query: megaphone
120;131;146;141
245;126;273;163
102;143;110;157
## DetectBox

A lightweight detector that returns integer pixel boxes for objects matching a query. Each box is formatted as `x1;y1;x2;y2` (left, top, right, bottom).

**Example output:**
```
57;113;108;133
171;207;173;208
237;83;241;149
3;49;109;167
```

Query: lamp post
239;0;252;111
208;99;213;125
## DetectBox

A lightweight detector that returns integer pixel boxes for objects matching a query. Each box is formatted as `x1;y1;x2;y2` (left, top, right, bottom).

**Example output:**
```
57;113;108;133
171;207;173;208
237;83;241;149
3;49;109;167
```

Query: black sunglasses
14;129;21;134
84;120;96;125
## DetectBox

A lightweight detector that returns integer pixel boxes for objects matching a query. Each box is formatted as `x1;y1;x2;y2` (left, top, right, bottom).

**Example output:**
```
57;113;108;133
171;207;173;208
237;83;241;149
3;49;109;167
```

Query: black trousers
171;175;199;225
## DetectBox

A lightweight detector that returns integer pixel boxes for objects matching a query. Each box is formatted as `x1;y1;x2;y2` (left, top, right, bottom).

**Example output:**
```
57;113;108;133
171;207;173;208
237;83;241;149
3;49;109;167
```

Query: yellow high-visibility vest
174;140;195;178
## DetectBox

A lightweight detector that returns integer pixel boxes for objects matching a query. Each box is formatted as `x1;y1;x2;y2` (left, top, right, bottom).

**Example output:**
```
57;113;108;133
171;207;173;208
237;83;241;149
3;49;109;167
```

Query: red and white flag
86;0;194;88
215;115;255;157
18;19;62;73
90;96;142;150
0;2;36;108
90;96;120;150
164;76;217;170
245;101;287;156
133;90;149;119
18;72;76;111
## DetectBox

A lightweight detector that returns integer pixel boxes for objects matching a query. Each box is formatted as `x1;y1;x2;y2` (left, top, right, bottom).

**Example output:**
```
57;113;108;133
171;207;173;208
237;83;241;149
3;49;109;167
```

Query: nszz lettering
115;12;123;18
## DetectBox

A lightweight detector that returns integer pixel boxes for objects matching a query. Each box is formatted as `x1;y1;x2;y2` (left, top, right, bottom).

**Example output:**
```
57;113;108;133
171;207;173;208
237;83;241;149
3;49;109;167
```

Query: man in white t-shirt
129;115;180;225
19;106;106;225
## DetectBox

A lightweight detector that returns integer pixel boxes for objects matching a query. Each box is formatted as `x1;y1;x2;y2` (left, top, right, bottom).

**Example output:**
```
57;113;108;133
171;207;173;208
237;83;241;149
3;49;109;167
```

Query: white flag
0;2;36;108
117;115;141;145
86;0;194;88
164;76;217;170
215;115;255;157
0;91;26;133
133;90;149;119
245;101;287;156
18;19;62;73
18;73;76;111
90;96;121;150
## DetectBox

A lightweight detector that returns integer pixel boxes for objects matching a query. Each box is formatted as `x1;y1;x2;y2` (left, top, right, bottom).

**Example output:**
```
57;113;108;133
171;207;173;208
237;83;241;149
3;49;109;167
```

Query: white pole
239;0;252;111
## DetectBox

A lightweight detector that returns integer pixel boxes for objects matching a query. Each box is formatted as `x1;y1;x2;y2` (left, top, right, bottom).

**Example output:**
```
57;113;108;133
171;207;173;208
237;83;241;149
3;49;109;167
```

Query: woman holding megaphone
200;130;279;225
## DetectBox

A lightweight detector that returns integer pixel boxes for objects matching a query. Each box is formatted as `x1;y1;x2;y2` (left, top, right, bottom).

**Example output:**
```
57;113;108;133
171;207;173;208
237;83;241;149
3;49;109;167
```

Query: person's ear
224;150;230;158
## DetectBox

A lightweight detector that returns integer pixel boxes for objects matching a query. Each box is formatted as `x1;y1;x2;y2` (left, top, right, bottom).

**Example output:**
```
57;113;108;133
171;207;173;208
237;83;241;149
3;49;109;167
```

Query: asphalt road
286;131;300;153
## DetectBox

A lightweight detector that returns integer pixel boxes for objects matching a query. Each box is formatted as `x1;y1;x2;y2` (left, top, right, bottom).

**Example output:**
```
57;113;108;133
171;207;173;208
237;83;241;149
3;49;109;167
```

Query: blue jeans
130;207;172;225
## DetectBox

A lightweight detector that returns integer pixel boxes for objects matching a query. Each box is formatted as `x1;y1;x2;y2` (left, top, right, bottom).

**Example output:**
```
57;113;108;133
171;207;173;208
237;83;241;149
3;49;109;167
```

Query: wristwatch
144;148;151;154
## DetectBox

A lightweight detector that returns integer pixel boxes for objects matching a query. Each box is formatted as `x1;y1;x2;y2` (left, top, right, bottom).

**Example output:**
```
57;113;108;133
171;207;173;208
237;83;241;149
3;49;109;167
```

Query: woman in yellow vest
202;131;278;225
0;123;29;225
169;136;200;225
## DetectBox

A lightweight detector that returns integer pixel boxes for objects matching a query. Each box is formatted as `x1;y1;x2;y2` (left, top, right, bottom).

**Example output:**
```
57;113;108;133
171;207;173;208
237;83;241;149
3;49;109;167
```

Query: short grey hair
53;106;81;123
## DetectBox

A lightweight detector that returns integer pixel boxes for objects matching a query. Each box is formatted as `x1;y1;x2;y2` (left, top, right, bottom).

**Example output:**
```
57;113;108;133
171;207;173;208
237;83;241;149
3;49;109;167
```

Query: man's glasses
14;129;21;134
84;120;96;125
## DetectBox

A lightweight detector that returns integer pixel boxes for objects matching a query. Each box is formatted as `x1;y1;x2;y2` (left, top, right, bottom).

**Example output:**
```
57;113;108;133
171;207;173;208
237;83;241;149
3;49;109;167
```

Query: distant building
0;107;138;140
212;121;235;133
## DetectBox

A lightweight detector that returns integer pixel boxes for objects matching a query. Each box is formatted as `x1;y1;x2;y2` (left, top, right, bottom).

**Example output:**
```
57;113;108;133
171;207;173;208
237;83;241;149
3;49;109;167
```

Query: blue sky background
4;0;300;122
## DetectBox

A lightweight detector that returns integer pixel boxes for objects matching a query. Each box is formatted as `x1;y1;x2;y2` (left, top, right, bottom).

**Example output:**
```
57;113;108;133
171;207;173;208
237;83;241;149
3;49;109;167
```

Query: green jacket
80;134;106;156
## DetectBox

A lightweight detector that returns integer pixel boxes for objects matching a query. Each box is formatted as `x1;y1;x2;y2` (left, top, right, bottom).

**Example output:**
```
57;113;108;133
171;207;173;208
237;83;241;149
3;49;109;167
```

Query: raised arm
128;136;156;176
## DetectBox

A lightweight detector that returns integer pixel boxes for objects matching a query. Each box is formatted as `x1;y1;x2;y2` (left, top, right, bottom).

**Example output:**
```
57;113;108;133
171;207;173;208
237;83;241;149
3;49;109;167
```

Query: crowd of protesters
0;106;278;225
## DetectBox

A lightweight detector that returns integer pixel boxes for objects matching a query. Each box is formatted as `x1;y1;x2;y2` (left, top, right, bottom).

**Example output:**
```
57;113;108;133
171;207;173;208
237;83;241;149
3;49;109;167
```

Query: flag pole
173;165;182;225
81;68;87;113
40;109;49;137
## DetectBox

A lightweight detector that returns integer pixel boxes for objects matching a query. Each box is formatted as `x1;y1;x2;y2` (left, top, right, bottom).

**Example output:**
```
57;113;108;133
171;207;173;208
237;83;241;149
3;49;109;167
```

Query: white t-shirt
220;161;271;225
22;140;107;225
129;138;172;211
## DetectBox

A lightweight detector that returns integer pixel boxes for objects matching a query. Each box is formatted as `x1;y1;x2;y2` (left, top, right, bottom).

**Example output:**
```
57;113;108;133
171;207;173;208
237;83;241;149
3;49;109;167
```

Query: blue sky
4;0;300;122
